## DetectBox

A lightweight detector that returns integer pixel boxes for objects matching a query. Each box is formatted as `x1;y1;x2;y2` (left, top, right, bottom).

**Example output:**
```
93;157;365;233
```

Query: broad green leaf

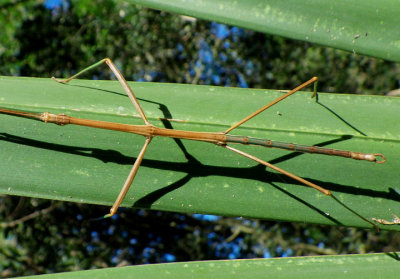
18;252;400;278
0;76;399;230
128;0;400;61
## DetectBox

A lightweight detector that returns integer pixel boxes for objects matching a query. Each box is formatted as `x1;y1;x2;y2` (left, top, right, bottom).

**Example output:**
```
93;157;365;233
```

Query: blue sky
44;0;62;9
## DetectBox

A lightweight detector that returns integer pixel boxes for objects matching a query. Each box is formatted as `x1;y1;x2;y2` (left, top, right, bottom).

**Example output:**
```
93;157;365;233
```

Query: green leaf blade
17;253;400;279
129;0;400;61
0;76;399;230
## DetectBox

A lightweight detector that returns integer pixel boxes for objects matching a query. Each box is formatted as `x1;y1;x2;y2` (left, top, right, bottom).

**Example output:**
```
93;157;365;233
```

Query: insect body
0;58;386;230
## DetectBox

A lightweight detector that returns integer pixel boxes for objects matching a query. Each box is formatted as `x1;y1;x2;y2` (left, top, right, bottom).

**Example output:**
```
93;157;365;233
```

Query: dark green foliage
1;0;399;93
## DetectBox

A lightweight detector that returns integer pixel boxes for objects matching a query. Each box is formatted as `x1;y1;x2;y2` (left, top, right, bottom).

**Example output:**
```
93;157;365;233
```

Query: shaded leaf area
0;0;399;95
131;0;400;62
1;76;399;229
18;253;400;279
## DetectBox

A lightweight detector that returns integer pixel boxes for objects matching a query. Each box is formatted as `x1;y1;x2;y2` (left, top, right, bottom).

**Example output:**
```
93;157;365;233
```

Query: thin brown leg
106;136;152;217
224;77;318;134
223;144;379;230
224;144;330;195
52;58;149;125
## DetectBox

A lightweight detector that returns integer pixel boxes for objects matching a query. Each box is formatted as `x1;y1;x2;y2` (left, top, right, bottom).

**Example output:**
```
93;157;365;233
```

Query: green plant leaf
17;252;400;278
0;76;399;230
128;0;400;62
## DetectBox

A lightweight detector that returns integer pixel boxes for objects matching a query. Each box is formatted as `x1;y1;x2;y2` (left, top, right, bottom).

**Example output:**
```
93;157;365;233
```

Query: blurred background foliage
0;0;399;277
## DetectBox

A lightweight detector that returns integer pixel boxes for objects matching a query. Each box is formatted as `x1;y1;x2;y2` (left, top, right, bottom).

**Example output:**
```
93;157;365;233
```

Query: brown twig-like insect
0;58;386;229
372;215;400;225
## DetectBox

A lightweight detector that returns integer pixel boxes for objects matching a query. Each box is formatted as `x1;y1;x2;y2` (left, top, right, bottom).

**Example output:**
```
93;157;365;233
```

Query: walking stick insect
0;58;386;230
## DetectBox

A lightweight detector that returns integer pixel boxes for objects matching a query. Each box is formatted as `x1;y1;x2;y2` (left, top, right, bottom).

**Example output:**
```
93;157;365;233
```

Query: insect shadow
0;82;391;228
